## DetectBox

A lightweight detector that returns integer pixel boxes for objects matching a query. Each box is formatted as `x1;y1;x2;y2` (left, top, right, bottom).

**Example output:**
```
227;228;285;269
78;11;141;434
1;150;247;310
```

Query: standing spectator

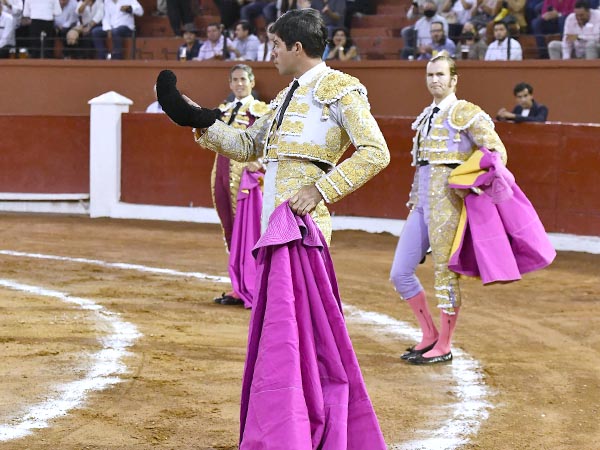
194;22;225;60
54;0;78;57
548;0;600;59
455;20;488;58
166;0;192;36
418;19;456;58
1;0;23;48
484;20;523;59
311;0;345;35
66;0;103;59
323;26;359;60
23;0;61;58
531;0;575;58
401;1;449;59
497;82;549;122
228;19;260;60
92;0;143;60
0;1;15;57
213;0;240;29
177;22;201;59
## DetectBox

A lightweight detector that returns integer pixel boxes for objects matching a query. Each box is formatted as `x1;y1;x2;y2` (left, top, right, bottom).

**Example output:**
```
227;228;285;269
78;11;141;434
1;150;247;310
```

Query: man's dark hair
574;0;590;10
514;82;533;96
236;20;252;33
493;20;508;30
270;9;327;58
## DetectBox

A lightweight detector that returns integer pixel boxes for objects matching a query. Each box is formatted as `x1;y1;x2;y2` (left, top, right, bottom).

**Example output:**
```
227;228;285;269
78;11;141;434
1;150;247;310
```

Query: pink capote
448;147;556;284
239;202;386;450
228;169;263;308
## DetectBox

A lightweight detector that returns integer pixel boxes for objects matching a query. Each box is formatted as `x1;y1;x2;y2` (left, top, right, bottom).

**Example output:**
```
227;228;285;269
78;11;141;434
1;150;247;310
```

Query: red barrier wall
1;59;599;124
1;114;599;236
0;115;89;193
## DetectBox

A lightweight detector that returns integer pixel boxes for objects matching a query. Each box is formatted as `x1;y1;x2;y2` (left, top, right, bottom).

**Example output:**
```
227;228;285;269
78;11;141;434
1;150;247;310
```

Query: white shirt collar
431;92;457;111
232;95;253;106
296;61;327;86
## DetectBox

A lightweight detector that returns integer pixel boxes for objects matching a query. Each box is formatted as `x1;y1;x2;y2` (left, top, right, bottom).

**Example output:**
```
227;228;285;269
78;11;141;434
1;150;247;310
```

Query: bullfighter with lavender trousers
390;53;554;365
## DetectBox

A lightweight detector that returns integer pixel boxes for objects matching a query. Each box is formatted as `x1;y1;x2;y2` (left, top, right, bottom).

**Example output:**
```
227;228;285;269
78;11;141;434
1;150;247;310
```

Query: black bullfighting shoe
400;341;437;360
407;351;453;365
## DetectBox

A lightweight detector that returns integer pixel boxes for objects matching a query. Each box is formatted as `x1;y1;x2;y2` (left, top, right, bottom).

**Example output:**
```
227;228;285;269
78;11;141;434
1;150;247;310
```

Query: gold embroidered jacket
196;66;390;242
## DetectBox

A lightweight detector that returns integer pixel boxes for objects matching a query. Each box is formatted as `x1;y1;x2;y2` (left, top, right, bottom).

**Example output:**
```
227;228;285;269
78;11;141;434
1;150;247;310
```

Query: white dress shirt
55;0;78;28
484;37;523;61
2;0;23;25
195;35;224;60
102;0;143;31
76;0;104;26
255;40;273;61
23;0;62;21
0;10;15;47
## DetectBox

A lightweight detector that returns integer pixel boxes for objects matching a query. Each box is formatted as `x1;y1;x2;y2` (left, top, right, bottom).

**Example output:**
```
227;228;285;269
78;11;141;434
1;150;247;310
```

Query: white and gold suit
195;62;390;244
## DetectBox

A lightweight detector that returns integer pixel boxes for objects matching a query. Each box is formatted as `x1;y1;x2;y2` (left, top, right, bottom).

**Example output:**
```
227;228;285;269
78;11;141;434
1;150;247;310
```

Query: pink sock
407;291;439;350
424;307;460;357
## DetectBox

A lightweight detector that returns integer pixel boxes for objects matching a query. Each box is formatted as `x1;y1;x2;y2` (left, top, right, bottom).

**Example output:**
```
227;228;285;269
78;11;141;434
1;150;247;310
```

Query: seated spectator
497;82;549;122
66;0;104;59
92;0;143;60
492;0;527;31
177;23;201;60
54;0;79;58
255;21;273;61
23;0;62;58
323;26;359;60
311;0;345;36
228;19;260;60
0;1;15;58
470;0;499;33
484;19;523;59
548;0;600;59
531;0;574;58
401;0;449;59
440;0;474;39
417;19;456;58
239;0;277;27
455;20;488;58
195;22;227;60
344;0;376;30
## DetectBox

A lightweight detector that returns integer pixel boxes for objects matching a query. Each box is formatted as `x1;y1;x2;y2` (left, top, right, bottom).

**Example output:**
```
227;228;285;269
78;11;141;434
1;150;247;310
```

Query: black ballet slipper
156;69;220;129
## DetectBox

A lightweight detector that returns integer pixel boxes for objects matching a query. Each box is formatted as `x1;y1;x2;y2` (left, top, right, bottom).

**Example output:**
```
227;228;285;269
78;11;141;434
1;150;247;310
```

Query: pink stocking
407;291;439;350
424;307;460;357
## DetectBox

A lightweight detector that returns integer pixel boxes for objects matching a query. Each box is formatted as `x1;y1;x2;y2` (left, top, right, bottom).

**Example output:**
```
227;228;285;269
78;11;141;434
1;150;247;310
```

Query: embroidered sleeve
194;112;274;162
467;113;508;165
315;90;390;203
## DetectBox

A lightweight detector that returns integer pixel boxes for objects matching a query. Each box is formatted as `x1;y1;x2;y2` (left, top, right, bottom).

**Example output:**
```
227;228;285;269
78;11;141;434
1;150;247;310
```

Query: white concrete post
88;91;133;218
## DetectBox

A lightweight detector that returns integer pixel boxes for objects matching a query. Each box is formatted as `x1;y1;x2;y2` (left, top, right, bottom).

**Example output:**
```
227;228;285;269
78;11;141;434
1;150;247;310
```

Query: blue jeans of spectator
401;26;417;59
92;26;132;59
531;16;565;58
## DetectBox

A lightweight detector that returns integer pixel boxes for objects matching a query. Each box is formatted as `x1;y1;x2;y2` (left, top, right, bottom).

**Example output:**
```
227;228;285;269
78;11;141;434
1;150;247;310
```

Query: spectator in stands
213;0;240;30
92;0;143;59
548;0;600;59
418;19;456;58
344;0;375;30
177;22;201;60
166;0;192;36
311;0;345;36
255;21;273;60
0;1;15;57
55;0;78;58
228;19;260;60
470;0;499;32
497;81;549;122
23;0;62;58
67;0;103;59
440;0;474;39
484;20;523;58
323;26;359;60
240;0;277;26
455;20;488;58
1;0;22;50
531;0;574;58
401;1;449;59
195;22;226;60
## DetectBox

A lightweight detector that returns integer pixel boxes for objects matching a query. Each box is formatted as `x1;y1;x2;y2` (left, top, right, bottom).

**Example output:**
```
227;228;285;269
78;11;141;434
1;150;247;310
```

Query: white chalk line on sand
0;250;491;450
0;279;141;442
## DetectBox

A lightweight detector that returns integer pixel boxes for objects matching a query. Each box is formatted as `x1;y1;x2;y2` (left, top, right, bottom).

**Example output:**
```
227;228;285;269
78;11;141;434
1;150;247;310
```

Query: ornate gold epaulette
218;102;229;113
249;100;270;117
313;69;367;105
449;100;484;131
268;89;287;110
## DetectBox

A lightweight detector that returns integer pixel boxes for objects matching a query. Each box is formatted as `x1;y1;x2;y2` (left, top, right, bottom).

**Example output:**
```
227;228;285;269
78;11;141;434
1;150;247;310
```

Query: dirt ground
0;213;599;450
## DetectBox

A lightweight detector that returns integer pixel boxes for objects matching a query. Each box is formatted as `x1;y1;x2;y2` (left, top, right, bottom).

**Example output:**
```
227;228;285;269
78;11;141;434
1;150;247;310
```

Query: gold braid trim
313;69;368;105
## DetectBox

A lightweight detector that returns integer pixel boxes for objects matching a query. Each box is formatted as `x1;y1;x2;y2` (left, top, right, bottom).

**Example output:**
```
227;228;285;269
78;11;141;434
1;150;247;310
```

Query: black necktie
276;80;300;129
227;101;242;125
427;106;440;135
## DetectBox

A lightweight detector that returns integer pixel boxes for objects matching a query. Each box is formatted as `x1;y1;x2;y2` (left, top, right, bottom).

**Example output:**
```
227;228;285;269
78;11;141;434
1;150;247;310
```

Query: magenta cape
228;169;263;308
448;147;556;284
239;202;386;450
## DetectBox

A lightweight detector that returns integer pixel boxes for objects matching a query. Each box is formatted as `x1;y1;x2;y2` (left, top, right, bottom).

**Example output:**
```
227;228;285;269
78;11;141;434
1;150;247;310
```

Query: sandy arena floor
0;213;599;450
